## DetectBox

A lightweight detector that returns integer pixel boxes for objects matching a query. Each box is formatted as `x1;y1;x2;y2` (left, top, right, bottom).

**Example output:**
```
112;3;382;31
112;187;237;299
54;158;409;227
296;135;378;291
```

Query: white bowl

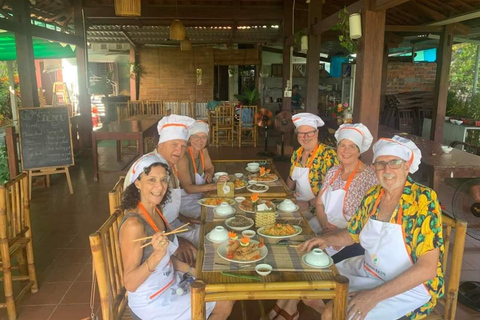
207;226;229;242
242;230;256;238
445;116;450;121
255;264;272;276
248;180;257;185
215;202;235;215
278;199;297;212
234;173;244;179
214;172;228;179
304;248;330;267
235;196;246;203
247;162;260;170
441;146;453;154
455;120;464;125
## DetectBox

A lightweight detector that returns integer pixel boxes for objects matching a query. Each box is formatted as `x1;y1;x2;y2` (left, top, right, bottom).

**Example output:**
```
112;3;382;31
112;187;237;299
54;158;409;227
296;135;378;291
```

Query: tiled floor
1;143;480;320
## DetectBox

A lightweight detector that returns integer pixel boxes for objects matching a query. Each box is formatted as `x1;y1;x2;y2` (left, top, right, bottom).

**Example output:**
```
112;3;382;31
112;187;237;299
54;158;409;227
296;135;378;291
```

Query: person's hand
347;290;381;320
217;175;229;183
208;183;218;191
299;236;328;252
175;237;197;265
321;225;336;235
178;214;201;225
150;232;169;259
204;172;213;183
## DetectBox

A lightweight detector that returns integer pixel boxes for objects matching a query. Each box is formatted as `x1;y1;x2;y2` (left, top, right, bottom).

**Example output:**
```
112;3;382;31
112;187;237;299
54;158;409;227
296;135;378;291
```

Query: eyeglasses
373;159;405;171
296;130;317;138
191;134;208;141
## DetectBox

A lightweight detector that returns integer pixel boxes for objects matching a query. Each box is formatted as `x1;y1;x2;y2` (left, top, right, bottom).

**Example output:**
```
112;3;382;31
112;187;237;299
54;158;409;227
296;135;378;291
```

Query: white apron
165;167;200;247
291;144;321;203
309;162;360;256
180;148;207;219
336;191;432;320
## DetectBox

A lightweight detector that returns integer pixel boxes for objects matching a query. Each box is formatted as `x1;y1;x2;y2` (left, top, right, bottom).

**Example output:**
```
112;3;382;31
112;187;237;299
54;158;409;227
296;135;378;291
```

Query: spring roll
227;240;240;253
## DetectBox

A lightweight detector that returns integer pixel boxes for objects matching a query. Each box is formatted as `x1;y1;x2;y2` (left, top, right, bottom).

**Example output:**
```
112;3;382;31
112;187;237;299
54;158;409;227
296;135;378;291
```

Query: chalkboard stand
28;167;73;200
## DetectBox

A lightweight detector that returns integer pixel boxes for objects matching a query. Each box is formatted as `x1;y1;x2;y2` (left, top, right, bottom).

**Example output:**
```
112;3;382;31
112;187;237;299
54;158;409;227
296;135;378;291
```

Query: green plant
331;7;357;54
0;143;10;185
293;29;307;51
234;88;259;106
129;62;144;79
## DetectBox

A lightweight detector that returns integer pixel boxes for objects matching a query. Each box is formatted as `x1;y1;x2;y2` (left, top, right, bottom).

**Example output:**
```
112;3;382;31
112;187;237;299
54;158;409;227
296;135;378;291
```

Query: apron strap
171;165;180;189
294;143;320;169
138;202;173;232
368;189;404;225
187;147;205;176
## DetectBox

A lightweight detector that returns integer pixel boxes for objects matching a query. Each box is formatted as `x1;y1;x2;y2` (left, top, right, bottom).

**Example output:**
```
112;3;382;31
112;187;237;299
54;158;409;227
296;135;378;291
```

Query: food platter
246;183;269;193
257;224;302;239
234;179;248;190
248;173;279;183
198;198;236;208
217;240;268;264
225;216;255;231
238;203;255;213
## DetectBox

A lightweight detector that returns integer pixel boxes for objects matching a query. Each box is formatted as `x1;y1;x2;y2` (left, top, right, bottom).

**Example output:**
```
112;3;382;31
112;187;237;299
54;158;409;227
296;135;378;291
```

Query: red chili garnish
227;253;233;259
254;255;260;259
258;243;264;248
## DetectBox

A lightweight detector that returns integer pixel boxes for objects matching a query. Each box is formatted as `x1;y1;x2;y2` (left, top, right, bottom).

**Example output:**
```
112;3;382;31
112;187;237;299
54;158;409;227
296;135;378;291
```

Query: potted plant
331;7;358;54
234;88;259;106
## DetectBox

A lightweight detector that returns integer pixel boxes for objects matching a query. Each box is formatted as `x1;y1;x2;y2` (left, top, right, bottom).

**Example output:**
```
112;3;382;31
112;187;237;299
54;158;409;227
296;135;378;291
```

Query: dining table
191;166;349;319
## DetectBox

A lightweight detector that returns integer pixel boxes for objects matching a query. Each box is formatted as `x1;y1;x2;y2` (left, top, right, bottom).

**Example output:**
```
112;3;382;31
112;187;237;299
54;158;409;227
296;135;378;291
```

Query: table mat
205;205;304;222
202;234;331;272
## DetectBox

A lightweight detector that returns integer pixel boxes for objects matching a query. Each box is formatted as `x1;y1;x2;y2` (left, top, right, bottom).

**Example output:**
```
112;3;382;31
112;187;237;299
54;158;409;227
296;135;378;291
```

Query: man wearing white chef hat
124;114;198;265
300;135;444;320
287;113;338;212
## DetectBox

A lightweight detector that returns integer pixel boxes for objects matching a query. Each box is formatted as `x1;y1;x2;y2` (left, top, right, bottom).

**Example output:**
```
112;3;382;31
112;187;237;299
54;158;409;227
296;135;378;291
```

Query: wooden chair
450;141;480;155
425;213;467;320
116;102;128;121
179;101;194;117
0;173;38;320
90;209;138;320
144;100;164;115
238;105;257;147
108;177;125;215
127;101;145;117
211;105;235;147
396;107;415;134
163;100;180;114
194;102;208;120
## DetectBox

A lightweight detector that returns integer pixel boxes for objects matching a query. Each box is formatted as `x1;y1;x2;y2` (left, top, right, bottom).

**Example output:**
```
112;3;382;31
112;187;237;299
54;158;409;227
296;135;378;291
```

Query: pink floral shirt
321;165;378;221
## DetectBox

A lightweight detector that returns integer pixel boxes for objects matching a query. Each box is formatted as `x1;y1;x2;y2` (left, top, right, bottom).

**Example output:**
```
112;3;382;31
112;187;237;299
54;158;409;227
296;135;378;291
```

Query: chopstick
132;223;190;242
138;228;189;248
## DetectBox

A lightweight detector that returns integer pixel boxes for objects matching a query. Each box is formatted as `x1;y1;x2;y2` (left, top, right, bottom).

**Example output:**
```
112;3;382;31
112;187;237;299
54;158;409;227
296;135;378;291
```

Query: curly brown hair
121;162;172;211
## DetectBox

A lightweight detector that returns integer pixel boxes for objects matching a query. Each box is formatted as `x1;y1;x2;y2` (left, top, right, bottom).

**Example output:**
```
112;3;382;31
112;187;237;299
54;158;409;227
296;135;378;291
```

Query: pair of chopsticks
132;223;190;248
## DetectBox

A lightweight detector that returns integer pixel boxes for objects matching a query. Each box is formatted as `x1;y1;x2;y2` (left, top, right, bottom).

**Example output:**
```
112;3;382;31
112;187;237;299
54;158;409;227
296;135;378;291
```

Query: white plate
301;254;333;269
213;208;235;217
225;216;255;231
246;183;269;193
198;198;236;208
206;233;229;244
217;240;268;264
248;174;279;183
234;181;248;190
245;167;260;173
257;225;303;239
277;204;300;213
238;204;255;214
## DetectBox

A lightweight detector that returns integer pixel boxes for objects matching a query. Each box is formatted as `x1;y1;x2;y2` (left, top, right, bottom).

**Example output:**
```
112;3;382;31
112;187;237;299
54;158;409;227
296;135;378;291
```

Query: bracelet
146;258;154;272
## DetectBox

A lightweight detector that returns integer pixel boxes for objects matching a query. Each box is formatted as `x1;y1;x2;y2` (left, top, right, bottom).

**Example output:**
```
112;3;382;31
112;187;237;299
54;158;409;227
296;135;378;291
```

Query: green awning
0;31;76;61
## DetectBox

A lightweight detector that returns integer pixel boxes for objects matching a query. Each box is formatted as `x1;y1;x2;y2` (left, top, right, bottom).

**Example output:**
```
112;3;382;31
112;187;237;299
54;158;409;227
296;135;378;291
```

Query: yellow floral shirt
348;176;444;320
289;143;338;196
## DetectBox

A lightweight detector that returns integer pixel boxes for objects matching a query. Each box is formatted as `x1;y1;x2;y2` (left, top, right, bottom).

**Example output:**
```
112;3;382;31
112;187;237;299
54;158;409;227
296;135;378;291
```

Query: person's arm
119;218;168;292
348;249;439;320
299;228;355;252
315;191;330;232
203;148;215;183
287;152;296;191
177;154;216;194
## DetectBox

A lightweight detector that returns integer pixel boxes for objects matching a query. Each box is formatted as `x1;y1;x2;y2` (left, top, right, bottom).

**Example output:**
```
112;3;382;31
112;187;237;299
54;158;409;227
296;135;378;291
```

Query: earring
138;189;140;193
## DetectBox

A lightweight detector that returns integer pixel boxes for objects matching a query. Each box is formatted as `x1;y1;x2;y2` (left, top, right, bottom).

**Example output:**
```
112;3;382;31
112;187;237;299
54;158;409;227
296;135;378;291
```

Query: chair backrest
0;172;31;243
116;102;128;122
439;213;467;320
214;105;234;127
109;177;125;215
396;107;415;133
144;100;164;115
239;105;256;127
127;101;145;117
194;102;208;120
163;100;180;114
180;101;193;117
90;209;127;320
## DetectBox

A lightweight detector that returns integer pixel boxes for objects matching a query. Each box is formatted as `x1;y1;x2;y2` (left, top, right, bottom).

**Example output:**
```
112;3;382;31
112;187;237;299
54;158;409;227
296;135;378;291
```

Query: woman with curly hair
119;153;234;320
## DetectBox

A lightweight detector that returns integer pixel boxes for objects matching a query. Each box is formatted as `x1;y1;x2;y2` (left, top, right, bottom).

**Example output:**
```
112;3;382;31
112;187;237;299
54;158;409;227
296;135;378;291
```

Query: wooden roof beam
410;1;471;35
372;0;411;11
427;9;480;27
385;25;443;33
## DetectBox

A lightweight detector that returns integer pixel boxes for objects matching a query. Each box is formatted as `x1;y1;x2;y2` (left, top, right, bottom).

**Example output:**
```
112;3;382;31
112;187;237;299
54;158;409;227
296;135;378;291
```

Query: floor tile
54;248;92;265
48;304;92;320
60;281;99;305
39;263;85;283
19;282;72;306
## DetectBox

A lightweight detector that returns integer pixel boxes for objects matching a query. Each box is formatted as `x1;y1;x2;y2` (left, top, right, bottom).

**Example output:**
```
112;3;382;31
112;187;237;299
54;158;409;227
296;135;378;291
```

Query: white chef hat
373;135;422;173
188;120;209;139
335;123;373;154
292;113;325;130
157;115;196;144
126;153;168;186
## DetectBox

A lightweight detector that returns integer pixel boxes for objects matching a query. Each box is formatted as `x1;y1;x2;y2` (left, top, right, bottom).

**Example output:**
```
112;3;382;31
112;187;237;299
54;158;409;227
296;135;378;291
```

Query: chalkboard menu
19;107;74;170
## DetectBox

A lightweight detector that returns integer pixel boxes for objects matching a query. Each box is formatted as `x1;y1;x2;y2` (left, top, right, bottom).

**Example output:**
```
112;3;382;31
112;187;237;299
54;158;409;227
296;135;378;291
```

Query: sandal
266;304;283;319
276;309;300;320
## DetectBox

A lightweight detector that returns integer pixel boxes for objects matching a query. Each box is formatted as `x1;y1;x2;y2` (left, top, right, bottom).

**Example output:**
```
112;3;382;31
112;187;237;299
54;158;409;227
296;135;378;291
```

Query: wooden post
282;0;293;112
74;1;93;149
129;45;139;100
353;0;386;163
89;233;111;320
12;0;39;108
305;0;322;114
380;41;389;113
22;175;38;293
4;127;19;179
430;25;454;144
333;275;349;320
191;280;207;320
6;62;18;127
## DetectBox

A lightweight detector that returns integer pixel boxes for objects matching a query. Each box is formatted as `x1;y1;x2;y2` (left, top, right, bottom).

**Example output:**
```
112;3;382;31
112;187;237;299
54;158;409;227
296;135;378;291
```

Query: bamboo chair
127;101;145;117
425;213;467;320
194;102;208;120
211;105;235;147
90;209;139;320
144;100;164;115
238;105;257;147
108;177;125;215
163;100;180;115
179;101;194;117
116;102;128;122
0;173;38;320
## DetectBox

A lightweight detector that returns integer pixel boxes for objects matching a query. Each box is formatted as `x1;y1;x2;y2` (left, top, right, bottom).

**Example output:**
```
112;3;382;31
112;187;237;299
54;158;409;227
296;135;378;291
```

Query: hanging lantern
181;37;192;51
349;13;362;39
300;35;308;51
170;19;186;40
114;0;141;16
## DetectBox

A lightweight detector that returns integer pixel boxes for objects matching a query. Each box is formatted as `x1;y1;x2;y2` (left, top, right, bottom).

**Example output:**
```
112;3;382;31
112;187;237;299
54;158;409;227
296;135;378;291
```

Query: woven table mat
205;205;304;222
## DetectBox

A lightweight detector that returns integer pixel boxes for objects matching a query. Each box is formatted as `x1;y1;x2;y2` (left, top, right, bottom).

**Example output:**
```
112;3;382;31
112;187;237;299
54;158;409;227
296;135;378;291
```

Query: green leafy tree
450;43;478;94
